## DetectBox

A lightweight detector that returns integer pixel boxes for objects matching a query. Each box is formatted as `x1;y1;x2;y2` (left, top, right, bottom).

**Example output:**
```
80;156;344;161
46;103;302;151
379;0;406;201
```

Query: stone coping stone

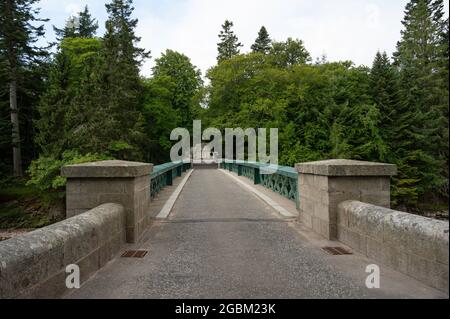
295;159;397;176
62;160;153;178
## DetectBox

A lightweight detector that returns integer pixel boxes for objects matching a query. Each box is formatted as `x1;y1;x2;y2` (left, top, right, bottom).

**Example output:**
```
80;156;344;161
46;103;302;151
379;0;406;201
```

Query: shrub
27;150;111;191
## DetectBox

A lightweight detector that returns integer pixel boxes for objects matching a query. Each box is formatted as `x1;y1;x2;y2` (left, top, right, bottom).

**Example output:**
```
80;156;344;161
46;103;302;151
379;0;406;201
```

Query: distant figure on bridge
191;143;219;165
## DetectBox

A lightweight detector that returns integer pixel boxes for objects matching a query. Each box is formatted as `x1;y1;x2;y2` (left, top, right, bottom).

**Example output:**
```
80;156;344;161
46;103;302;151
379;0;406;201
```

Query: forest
0;0;448;230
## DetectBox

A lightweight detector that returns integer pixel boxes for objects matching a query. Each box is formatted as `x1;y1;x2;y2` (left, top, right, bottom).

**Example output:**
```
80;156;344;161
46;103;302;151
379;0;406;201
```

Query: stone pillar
295;159;397;240
62;160;153;243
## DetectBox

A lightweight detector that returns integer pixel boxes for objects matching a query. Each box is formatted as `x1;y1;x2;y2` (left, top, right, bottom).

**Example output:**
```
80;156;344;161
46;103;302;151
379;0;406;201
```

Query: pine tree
54;6;98;40
393;0;448;203
0;0;48;176
217;20;243;62
53;16;79;40
78;6;98;38
370;52;399;135
35;52;72;156
70;0;149;159
370;51;420;206
251;26;271;54
35;37;102;157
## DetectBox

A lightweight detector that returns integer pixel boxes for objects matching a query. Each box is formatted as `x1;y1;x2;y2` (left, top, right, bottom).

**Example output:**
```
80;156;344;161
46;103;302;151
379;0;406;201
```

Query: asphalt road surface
68;169;445;299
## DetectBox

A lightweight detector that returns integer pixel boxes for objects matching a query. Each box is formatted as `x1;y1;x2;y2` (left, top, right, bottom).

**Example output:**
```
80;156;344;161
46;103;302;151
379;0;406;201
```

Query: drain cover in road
322;247;352;255
121;250;148;258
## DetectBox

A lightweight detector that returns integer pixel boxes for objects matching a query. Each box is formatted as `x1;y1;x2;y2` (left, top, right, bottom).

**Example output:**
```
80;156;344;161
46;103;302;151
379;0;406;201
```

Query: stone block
126;226;137;243
79;179;127;194
320;219;333;239
66;209;87;218
300;212;313;228
66;193;99;211
313;175;329;191
299;174;314;186
312;217;322;234
382;212;437;259
62;160;153;178
66;180;81;194
360;191;391;208
337;202;350;227
19;270;67;299
0;203;125;298
299;198;314;215
77;249;101;283
98;193;134;209
296;160;396;241
329;177;388;193
314;202;330;221
382;246;408;274
339;200;449;293
336;226;348;243
366;237;384;262
134;176;150;192
63;160;153;243
434;226;449;265
364;207;386;239
345;229;362;253
296;159;397;177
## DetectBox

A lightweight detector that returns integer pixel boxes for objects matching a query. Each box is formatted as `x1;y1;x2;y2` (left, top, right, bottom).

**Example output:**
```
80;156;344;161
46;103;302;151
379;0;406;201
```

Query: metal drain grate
322;247;352;255
121;250;148;258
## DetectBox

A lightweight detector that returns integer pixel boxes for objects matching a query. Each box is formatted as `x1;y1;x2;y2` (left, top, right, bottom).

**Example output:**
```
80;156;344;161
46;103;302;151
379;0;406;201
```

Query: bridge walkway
67;169;444;299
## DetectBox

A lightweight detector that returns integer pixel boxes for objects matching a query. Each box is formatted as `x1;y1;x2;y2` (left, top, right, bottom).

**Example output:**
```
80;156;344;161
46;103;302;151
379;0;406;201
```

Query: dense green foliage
26;151;111;191
142;50;203;163
203;2;448;208
0;0;49;176
0;0;448;213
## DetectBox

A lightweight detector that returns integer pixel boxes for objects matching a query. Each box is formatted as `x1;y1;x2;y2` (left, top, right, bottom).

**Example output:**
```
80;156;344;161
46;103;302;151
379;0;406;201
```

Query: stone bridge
0;159;448;299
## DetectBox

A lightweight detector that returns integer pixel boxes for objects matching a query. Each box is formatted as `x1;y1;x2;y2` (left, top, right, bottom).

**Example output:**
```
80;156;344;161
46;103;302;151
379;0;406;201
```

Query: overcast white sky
38;0;449;77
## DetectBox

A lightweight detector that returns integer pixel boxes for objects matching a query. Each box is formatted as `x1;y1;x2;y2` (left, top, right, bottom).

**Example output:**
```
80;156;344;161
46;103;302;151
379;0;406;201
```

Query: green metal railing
221;160;299;209
150;161;192;199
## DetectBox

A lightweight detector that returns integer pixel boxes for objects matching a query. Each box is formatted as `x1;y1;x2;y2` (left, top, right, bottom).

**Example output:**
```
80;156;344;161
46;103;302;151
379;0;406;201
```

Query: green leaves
269;38;311;68
27;151;111;191
152;50;203;128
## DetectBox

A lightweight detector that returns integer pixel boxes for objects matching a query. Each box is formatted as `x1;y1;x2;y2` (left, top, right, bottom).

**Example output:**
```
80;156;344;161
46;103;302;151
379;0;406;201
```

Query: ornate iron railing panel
241;166;255;181
260;173;297;202
221;160;299;208
150;161;191;199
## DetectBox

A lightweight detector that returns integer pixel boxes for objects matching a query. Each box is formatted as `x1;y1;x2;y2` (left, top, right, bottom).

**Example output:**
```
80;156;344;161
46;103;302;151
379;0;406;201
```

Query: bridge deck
67;169;445;299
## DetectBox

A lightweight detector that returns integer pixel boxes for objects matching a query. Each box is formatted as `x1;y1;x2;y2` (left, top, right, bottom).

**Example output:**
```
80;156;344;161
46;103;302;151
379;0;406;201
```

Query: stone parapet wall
337;200;449;293
296;159;396;239
62;160;153;243
0;203;126;299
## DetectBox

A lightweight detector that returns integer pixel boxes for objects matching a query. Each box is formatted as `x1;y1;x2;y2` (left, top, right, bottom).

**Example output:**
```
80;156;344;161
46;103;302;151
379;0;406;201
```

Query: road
68;169;445;299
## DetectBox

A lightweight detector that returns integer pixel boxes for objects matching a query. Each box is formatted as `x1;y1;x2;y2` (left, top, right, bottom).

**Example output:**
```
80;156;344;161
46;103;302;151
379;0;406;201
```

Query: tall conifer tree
0;0;48;176
70;0;149;159
251;26;271;54
217;20;243;62
394;0;449;202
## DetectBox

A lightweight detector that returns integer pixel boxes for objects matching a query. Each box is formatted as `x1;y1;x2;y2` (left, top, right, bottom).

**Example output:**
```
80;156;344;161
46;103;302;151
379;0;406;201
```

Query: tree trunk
10;79;23;177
